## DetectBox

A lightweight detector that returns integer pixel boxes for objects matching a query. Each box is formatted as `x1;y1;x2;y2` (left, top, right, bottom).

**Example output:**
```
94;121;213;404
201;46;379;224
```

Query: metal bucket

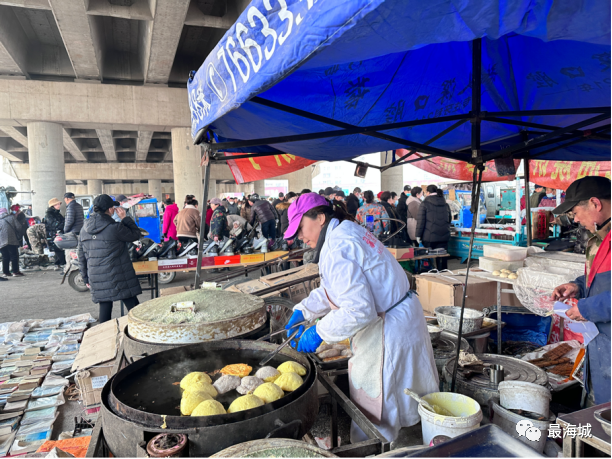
498;381;551;418
428;325;442;342
491;401;555;453
466;332;490;354
435;306;484;333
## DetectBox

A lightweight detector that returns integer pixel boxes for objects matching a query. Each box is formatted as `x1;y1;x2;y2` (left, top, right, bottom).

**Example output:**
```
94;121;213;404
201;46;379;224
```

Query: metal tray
427;317;505;338
594;407;611;437
407;425;545;457
309;352;349;371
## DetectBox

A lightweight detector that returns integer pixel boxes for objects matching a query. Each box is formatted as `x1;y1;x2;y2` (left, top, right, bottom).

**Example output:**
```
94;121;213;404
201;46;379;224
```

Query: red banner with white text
528;160;611;190
397;150;520;182
224;153;317;184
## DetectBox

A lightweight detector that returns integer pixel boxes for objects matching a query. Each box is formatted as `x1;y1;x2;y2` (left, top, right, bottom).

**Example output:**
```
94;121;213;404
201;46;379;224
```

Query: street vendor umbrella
188;0;610;172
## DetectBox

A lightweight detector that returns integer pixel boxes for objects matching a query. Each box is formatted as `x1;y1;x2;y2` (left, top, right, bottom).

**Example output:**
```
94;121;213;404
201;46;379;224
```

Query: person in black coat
346;187;361;217
63;192;84;234
45;198;66;268
415;185;452;270
380;191;400;236
78;194;142;323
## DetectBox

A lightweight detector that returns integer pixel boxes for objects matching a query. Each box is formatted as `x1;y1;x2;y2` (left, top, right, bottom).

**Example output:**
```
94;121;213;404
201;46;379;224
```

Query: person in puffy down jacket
415;185;451;270
78;194;142;323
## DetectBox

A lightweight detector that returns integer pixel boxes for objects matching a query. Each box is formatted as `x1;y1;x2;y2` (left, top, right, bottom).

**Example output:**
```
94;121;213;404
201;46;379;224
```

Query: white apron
294;219;439;442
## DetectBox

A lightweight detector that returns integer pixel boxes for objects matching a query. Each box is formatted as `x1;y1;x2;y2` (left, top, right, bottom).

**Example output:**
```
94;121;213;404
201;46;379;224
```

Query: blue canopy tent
187;0;610;419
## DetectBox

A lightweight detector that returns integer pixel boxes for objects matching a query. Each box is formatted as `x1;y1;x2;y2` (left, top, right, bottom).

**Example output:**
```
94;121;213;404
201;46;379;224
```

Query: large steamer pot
103;340;318;457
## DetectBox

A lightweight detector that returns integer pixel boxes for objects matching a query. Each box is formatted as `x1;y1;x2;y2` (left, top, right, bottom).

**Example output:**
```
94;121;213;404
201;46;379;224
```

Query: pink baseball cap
284;193;330;239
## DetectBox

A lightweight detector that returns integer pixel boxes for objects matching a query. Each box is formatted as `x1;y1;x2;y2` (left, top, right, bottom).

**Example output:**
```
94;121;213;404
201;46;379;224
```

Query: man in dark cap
272;192;285;208
551;176;610;405
63;192;84;234
324;187;336;200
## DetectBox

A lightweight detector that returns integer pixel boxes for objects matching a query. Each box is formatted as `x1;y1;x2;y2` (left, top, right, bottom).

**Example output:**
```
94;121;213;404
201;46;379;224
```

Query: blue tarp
188;0;611;162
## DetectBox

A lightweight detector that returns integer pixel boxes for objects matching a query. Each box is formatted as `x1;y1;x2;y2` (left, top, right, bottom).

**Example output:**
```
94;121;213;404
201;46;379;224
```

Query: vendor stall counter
557;402;611;457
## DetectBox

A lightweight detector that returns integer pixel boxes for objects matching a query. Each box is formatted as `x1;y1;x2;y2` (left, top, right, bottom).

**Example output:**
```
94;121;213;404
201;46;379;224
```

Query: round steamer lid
211;439;337;458
128;289;266;344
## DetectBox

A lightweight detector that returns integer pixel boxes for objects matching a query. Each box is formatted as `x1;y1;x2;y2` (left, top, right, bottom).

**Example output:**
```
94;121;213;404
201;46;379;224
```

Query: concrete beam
62;128;87;161
86;0;153;20
0;6;30;77
0;80;190;131
1;126;27;147
136;130;153;162
12;161;235;182
0;140;22;161
142;0;191;84
0;0;50;9
96;129;116;161
184;1;237;29
48;0;102;80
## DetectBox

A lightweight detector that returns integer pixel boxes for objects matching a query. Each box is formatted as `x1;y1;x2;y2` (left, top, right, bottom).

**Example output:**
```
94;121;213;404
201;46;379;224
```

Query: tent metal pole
481;112;611;162
523;138;533;247
380;119;469;172
195;158;211;288
485;107;610;117
483;116;590;134
451;37;482;393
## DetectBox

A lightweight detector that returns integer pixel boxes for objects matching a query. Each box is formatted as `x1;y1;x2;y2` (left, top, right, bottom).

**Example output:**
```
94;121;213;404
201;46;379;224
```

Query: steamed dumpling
181;391;212;415
227;394;264;413
274;372;303;392
191;399;226;417
277;361;306;376
253;382;285;404
180;372;211;390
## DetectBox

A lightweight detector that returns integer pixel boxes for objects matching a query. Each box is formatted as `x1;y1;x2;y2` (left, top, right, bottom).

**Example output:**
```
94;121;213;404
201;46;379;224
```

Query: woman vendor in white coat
284;193;439;443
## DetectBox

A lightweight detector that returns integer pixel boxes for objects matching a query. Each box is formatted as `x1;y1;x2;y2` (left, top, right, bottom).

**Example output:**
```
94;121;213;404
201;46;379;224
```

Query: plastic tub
478;257;524;273
418;392;482;445
492;401;555;453
498;381;551;418
483;244;528;261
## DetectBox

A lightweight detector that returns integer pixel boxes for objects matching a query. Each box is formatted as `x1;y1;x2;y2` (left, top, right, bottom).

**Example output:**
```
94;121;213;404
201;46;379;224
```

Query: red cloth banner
529;160;611;190
396;149;520;181
224;153;316;184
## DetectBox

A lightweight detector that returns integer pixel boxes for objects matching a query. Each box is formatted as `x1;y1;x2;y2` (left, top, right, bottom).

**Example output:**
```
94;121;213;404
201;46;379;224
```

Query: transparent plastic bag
26;392;65;411
39;318;64;329
46;335;62;347
4;333;24;344
16;418;56;435
56;344;79;355
42;374;69;387
21;407;58;425
32;386;65;398
514;266;580;315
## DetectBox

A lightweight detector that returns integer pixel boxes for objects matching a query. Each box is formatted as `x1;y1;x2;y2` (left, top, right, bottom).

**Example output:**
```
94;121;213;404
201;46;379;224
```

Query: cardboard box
132;260;158;273
214;255;241;266
415;273;497;316
264;251;289;261
240;253;265;263
75;365;113;407
387;247;415;260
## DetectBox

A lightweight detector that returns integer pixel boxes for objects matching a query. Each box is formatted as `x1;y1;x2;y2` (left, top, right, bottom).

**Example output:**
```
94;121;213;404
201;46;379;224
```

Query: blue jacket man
552;176;610;405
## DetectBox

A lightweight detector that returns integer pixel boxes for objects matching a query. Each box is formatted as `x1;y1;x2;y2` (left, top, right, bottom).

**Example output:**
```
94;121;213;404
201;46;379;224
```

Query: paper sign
90;375;108;390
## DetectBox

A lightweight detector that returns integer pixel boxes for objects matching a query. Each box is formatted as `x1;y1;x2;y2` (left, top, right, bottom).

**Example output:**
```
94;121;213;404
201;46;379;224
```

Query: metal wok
103;340;318;457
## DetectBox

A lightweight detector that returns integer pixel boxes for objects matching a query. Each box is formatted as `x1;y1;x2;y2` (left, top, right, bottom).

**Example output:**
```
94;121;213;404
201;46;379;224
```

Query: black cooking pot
102;339;318;457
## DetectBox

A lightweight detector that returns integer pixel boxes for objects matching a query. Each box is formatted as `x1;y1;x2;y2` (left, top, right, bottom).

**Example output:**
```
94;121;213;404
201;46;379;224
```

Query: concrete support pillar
148;179;162;201
28;122;66;217
285;167;312;193
19;180;31;204
253;180;265;196
87;179;103;195
208;180;217;200
171;128;203;205
380;151;403;194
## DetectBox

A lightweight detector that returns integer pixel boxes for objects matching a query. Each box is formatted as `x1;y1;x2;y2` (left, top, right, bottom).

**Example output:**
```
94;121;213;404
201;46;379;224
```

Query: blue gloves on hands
285;309;305;341
297;325;323;353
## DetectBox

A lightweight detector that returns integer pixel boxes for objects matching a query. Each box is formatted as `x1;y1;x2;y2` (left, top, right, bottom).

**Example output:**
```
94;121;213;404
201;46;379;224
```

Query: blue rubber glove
285;309;305;337
297;325;323;353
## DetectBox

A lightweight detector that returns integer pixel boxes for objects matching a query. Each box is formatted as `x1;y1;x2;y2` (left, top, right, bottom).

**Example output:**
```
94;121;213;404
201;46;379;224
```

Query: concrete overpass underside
0;0;313;215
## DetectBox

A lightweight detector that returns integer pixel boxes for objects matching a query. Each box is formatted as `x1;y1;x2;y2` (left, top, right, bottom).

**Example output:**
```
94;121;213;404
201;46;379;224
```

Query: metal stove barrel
103;340;319;457
443;353;548;408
